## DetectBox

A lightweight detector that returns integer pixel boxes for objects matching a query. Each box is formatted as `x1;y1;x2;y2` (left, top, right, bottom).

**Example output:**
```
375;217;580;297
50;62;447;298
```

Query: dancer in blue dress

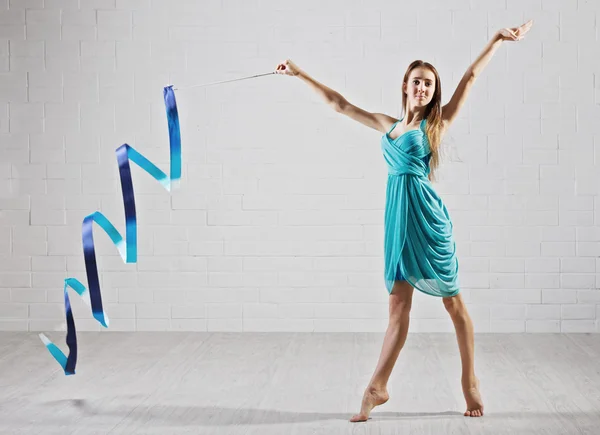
276;19;533;421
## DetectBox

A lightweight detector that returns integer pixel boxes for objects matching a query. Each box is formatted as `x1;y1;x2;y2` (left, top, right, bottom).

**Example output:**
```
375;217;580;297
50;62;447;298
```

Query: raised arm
275;59;395;133
442;19;533;129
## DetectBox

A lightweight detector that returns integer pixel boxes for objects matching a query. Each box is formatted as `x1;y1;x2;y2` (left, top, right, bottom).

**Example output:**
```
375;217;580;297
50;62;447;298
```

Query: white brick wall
0;0;599;333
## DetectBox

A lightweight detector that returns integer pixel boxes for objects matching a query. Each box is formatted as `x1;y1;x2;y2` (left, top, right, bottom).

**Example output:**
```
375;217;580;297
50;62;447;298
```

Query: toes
465;409;485;417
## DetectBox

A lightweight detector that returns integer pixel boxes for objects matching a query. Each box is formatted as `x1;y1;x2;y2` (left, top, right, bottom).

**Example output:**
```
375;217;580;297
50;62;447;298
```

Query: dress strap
388;116;427;135
387;121;400;135
387;116;404;135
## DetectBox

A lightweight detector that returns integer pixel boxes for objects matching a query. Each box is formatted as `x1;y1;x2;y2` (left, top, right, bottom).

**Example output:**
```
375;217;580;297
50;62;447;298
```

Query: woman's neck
403;106;427;124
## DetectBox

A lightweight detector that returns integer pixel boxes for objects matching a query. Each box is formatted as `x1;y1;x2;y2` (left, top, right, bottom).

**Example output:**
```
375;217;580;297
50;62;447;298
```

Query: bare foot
462;377;484;417
349;386;389;422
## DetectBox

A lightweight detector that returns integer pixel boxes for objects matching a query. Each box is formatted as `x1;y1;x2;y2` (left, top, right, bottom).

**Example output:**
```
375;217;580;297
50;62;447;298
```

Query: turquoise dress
381;117;460;298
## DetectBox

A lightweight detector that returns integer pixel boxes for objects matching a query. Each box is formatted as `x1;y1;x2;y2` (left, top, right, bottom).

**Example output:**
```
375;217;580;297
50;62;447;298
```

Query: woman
275;19;533;421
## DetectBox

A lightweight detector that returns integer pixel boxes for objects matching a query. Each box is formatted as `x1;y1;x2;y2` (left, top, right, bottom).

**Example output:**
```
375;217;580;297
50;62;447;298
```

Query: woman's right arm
276;59;395;133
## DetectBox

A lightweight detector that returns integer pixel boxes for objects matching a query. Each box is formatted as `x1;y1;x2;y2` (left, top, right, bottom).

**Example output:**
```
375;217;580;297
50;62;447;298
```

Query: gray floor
2;332;600;434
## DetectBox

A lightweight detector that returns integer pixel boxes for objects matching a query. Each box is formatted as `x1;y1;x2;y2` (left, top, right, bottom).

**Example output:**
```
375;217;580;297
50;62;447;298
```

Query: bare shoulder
375;113;399;132
337;100;397;133
439;115;451;137
441;103;453;123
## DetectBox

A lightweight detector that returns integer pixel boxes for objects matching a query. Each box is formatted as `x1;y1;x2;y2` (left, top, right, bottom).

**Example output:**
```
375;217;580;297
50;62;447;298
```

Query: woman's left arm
441;19;534;129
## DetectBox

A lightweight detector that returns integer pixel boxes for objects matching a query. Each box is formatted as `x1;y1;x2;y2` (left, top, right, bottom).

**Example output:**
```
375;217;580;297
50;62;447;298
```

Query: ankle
367;382;387;392
461;375;478;387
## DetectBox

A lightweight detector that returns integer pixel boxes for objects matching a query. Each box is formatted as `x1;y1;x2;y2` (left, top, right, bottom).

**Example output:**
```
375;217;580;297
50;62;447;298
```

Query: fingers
275;59;298;76
521;19;534;29
275;61;287;74
517;19;534;38
501;19;532;42
509;24;529;41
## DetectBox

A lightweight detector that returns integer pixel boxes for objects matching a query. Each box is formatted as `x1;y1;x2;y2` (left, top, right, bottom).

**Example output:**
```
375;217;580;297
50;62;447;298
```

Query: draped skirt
383;174;460;297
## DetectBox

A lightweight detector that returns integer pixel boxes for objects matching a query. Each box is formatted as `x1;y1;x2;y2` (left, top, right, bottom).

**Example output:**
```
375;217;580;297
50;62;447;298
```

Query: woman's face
403;67;436;108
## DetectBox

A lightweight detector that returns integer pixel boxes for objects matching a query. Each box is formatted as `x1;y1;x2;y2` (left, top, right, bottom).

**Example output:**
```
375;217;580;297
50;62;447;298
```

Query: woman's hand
497;19;533;41
275;59;302;77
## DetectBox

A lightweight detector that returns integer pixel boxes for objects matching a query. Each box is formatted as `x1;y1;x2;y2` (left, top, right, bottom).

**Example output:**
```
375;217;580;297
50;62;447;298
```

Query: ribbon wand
173;71;276;91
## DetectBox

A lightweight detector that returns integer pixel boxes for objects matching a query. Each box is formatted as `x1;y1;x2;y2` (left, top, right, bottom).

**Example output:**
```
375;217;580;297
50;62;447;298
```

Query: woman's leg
350;280;414;422
442;293;484;417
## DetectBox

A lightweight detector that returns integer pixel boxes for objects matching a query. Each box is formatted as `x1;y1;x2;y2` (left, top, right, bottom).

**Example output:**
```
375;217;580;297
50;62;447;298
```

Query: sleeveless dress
381;117;460;298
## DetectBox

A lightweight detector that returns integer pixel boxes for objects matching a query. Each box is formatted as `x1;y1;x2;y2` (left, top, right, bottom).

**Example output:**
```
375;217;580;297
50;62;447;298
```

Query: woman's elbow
331;97;347;113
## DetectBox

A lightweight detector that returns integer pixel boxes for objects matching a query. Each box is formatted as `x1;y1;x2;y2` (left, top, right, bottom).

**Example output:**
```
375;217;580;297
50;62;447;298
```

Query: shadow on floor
0;396;596;435
36;398;467;426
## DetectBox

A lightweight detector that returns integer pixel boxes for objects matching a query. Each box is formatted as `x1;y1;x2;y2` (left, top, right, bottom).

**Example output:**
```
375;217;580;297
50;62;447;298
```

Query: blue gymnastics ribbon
39;86;181;375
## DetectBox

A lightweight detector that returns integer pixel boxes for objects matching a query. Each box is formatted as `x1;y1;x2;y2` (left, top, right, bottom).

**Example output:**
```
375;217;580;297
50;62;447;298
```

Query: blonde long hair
400;60;443;181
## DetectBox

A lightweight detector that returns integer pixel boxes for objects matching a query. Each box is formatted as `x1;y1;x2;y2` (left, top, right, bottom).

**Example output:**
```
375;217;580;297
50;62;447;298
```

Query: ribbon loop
40;86;182;375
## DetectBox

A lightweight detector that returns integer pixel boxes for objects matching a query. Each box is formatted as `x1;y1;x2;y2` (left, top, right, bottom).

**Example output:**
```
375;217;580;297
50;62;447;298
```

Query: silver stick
172;71;276;91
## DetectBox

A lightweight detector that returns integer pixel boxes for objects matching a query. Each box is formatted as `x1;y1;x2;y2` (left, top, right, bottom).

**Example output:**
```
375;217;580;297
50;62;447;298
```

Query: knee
443;295;464;318
394;297;412;313
389;298;412;324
